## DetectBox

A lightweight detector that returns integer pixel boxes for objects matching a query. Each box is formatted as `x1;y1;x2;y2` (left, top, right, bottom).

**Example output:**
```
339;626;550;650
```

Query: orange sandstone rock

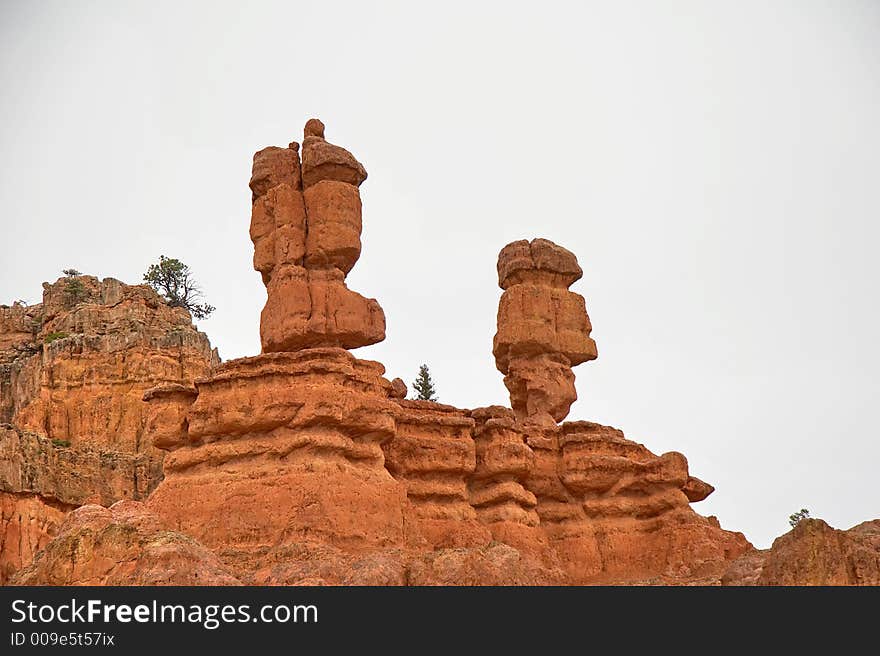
259;266;385;352
389;377;407;399
0;492;70;584
0;276;217;582
141;384;198;450
494;238;597;426
7;276;217;454
18;119;861;587
250;182;307;283
0;424;162;507
12;501;240;586
0;303;39;358
469;407;538;527
384;400;490;549
301;127;367;189
0;419;163;583
304;180;363;273
541;422;750;583
722;518;880;586
146;349;406;569
249;145;301;200
251;121;384;352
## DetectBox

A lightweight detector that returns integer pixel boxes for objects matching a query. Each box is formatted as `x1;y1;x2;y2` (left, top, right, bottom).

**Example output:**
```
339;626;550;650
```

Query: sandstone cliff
722;518;880;586
0;276;218;582
5;276;217;453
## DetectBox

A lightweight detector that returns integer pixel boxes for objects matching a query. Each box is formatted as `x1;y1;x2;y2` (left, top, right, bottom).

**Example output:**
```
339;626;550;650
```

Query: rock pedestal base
146;349;406;562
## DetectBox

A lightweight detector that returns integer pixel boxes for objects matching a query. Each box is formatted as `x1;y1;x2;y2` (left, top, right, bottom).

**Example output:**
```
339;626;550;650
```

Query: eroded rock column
518;418;750;583
251;119;385;352
145;121;405;573
493;238;597;427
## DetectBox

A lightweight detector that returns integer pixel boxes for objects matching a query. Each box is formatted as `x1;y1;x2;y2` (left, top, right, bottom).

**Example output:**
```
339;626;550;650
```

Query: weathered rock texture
526;421;749;584
145;347;406;576
722;519;880;586
0;422;161;504
0;303;41;423
493;239;598;426
5;119;876;586
251;120;384;352
0;277;217;581
12;501;240;586
0;421;163;583
0;492;71;585
384;400;488;549
3;276;217;453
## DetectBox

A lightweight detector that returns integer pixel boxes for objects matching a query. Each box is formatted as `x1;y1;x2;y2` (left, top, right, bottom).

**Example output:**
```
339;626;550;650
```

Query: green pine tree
143;255;215;320
411;364;438;401
788;508;811;528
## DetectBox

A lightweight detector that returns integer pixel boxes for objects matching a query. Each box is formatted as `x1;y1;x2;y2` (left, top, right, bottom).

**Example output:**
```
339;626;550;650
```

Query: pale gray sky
1;0;878;548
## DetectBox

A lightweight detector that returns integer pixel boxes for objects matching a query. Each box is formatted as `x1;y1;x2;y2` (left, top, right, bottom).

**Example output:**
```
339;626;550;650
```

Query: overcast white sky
2;1;878;548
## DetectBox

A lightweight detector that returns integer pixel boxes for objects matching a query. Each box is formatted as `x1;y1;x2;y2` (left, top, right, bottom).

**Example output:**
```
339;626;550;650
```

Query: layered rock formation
139;121;750;584
493;239;598;426
0;302;41;424
251;119;384;352
0;276;217;581
141;126;400;574
145;349;406;571
525;421;748;583
722;518;880;586
384;400;488;549
3;276;217;453
0;425;161;507
6;118;876;586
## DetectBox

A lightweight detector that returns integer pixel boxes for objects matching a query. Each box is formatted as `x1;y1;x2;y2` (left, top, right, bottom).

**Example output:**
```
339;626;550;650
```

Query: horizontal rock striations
7;118;873;586
0;276;218;581
493;239;598;427
4;276;217;453
251;120;384;352
145;348;406;572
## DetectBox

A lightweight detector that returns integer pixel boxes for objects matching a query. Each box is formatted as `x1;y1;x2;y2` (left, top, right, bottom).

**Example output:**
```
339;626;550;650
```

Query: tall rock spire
493;238;598;426
250;119;384;352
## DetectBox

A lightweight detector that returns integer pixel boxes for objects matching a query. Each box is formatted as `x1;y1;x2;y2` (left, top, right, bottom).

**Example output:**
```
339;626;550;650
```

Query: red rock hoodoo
4;118;876;586
250;120;384;352
494;238;598;426
137;120;750;584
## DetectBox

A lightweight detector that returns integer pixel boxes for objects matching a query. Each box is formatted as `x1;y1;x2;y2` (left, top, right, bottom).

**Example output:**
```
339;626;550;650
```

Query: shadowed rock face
0;425;162;508
493;238;598;427
6;119;875;586
12;502;241;586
